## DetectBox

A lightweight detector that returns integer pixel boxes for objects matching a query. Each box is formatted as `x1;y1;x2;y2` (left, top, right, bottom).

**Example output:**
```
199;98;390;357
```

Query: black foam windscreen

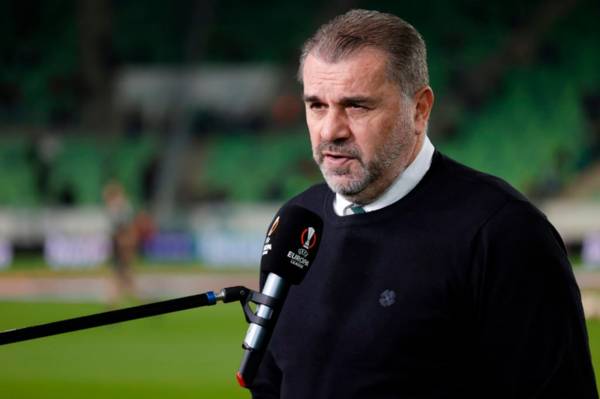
260;205;323;285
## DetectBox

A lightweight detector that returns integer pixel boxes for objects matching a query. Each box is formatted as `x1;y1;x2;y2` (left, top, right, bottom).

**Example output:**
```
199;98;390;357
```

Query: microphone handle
243;273;287;350
238;273;289;387
237;347;262;387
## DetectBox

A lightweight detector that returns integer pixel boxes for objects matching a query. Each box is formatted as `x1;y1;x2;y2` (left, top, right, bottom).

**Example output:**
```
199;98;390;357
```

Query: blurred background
0;0;599;397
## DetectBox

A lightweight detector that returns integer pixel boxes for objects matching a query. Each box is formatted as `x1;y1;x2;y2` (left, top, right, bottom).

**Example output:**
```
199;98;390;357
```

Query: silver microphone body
242;273;286;350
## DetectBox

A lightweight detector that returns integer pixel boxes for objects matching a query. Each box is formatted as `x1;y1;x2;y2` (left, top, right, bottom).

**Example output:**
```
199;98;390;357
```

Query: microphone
237;204;323;388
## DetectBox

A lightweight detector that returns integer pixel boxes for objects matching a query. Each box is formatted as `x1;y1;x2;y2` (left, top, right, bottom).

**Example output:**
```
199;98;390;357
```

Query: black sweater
251;152;598;399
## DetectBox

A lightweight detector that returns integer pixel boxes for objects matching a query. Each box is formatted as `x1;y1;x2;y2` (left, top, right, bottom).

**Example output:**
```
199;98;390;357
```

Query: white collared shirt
334;136;435;216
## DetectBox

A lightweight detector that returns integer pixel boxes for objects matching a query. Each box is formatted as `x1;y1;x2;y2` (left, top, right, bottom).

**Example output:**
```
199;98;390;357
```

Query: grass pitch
0;301;250;399
1;301;599;398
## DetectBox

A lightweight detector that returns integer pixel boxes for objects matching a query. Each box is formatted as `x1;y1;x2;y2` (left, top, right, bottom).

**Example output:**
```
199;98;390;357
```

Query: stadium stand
0;136;37;206
108;135;158;205
199;131;319;201
0;0;598;208
47;137;105;205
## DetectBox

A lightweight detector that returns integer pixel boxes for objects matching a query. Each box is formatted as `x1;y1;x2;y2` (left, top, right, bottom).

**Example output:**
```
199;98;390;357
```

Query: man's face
302;48;420;204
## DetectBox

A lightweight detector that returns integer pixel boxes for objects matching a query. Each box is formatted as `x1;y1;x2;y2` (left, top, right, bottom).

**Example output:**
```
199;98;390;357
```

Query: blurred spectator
103;179;136;303
133;209;156;250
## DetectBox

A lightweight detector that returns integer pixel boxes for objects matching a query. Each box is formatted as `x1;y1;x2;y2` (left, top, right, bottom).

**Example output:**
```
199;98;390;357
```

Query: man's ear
413;86;434;134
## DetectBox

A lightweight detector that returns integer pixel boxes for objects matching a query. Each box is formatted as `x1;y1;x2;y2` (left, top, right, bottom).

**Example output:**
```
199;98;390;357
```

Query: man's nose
321;108;351;142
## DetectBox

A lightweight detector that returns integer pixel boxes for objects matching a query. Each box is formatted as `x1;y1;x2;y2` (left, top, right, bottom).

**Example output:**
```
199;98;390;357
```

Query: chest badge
379;289;396;307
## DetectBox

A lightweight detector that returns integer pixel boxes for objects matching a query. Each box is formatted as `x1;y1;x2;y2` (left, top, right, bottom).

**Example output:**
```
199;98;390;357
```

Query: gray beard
319;155;380;197
314;124;412;200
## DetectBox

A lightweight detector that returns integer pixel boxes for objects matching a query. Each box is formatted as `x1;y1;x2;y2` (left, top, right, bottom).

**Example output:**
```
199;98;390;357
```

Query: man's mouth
322;152;356;167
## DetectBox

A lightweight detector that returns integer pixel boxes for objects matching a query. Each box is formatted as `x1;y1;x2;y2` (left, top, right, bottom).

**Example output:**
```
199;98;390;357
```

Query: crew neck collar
333;136;435;216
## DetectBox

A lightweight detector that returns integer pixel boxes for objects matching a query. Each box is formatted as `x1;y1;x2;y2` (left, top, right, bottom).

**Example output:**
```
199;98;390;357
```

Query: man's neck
334;136;435;215
345;134;426;205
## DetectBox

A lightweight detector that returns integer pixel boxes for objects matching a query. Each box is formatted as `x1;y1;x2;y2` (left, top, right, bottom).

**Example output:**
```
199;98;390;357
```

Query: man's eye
310;103;325;110
348;103;367;110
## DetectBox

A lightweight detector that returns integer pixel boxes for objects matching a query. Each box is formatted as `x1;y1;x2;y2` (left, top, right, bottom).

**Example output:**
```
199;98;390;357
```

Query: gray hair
298;9;429;97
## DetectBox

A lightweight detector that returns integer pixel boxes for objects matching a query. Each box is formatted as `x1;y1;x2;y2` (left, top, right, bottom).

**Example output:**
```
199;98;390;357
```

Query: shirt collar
334;136;435;216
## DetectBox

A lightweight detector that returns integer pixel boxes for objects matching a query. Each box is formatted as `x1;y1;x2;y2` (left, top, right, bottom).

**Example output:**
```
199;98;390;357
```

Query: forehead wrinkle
302;50;389;103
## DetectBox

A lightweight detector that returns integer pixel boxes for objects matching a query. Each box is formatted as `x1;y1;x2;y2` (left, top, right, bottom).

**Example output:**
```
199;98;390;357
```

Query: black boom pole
0;286;250;346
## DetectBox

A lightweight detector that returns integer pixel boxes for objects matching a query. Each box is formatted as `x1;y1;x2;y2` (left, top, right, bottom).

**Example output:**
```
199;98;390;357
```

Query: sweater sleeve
471;199;598;398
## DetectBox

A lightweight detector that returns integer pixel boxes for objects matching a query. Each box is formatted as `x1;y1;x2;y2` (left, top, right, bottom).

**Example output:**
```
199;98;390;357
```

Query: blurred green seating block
0;136;38;206
200;130;318;201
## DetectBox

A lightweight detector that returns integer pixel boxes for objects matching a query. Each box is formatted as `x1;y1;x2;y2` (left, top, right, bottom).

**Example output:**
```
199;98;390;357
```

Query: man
251;9;598;398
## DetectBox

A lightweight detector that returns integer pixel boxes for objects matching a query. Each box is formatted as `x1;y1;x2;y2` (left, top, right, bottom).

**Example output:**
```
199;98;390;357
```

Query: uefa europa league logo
302;227;316;250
